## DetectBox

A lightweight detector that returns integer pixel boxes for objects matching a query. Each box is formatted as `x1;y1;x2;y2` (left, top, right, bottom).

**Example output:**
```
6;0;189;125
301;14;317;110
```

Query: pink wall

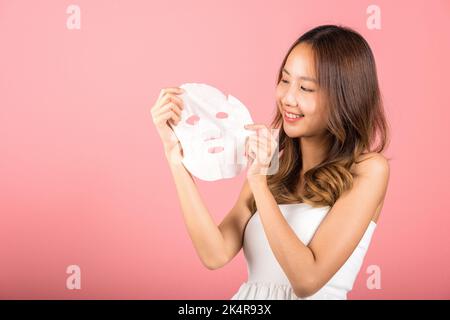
0;0;449;299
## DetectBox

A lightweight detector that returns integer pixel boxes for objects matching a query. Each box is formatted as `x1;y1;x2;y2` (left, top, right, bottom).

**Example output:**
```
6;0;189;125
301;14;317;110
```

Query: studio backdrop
0;0;449;299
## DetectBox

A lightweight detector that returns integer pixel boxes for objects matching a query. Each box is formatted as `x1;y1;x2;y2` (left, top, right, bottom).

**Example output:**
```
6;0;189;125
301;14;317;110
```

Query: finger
246;125;271;150
155;102;182;119
265;131;271;154
158;87;185;100
255;129;270;144
257;134;277;158
245;136;257;159
172;108;182;124
161;94;184;109
156;101;181;121
247;136;264;158
158;110;180;126
244;136;249;156
169;94;184;109
168;110;181;125
151;94;170;115
244;135;253;155
168;102;182;118
245;136;250;158
154;109;174;124
253;128;277;152
246;135;260;146
153;110;173;127
156;94;184;112
153;103;172;118
248;135;268;148
248;136;273;163
244;123;267;131
246;141;256;160
168;112;179;126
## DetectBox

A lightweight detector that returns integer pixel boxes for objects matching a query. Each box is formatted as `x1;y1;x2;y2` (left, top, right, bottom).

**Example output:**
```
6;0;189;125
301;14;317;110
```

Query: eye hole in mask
186;114;200;125
216;112;228;119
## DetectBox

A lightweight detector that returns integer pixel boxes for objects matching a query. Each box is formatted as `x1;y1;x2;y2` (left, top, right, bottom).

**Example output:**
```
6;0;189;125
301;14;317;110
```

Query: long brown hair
249;24;390;214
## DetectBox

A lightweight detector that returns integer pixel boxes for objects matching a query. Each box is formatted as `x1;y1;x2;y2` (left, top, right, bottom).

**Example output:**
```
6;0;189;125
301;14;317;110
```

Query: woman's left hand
244;124;279;181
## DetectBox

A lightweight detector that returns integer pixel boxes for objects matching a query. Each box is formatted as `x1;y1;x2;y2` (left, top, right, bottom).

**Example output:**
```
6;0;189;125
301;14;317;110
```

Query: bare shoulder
352;152;390;178
352;152;390;222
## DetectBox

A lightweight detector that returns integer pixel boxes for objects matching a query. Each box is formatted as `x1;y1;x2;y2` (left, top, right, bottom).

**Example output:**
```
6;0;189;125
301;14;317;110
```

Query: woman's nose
281;86;298;107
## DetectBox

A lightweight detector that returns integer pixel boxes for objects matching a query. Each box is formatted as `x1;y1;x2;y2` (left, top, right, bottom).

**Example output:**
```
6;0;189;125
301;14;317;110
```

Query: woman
150;24;390;300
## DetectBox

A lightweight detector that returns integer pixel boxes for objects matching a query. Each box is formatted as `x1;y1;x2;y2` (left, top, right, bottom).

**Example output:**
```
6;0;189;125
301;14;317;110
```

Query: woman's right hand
150;87;185;163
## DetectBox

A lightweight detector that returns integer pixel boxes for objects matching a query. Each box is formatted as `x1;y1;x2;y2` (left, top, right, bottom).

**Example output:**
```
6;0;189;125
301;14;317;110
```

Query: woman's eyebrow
283;68;317;83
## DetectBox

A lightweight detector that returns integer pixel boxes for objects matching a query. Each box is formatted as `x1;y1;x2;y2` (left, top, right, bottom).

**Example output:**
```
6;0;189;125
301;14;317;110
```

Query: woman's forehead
284;43;317;80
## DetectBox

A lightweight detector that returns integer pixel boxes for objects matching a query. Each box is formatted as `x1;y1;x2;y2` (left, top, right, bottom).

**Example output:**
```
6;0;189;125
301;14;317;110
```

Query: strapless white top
231;203;377;300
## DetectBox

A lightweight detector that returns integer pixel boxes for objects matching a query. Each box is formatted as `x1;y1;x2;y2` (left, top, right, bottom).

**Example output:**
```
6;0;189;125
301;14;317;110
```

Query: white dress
231;203;377;300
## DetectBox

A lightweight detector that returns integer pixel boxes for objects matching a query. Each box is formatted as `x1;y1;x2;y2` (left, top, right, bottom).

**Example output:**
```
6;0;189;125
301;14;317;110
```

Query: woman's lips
283;111;304;123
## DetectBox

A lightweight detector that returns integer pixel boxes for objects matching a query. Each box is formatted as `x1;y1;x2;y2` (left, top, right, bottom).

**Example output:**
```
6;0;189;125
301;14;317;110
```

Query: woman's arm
166;154;253;270
248;153;389;298
166;157;227;269
151;87;253;270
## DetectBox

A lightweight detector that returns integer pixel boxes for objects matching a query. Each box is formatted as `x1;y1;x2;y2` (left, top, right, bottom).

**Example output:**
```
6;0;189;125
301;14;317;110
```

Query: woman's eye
301;86;314;92
281;79;314;92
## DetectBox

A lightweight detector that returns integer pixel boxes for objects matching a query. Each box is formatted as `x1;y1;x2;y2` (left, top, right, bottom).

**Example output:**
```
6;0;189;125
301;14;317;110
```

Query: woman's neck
299;134;330;174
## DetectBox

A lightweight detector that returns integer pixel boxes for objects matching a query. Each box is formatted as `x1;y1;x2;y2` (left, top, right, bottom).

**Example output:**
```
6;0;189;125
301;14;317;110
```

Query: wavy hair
249;25;390;214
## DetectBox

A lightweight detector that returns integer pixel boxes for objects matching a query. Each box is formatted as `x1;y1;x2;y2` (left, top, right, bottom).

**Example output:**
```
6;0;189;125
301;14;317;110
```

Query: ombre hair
249;25;390;214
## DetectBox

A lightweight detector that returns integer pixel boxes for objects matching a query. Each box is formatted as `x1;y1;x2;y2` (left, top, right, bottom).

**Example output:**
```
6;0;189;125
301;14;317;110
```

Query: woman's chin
283;126;303;138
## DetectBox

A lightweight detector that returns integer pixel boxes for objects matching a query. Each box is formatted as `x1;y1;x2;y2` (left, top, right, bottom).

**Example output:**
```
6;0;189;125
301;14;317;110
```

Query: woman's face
276;43;329;138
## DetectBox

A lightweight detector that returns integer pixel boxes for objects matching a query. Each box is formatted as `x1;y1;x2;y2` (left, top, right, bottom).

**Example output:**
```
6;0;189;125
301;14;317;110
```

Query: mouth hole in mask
208;146;224;153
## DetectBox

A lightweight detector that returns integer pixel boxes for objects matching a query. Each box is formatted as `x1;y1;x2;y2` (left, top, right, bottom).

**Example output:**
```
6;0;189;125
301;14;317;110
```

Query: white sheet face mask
171;83;254;181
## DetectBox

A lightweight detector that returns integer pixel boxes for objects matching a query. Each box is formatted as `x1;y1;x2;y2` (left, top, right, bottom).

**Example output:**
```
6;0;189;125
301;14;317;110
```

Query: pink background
1;0;449;299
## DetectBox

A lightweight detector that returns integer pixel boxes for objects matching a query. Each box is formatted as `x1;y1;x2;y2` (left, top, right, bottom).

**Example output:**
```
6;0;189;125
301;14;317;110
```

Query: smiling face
276;43;329;139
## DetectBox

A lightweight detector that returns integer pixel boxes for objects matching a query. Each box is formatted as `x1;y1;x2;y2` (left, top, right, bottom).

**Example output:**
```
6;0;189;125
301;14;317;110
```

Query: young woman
150;24;390;300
